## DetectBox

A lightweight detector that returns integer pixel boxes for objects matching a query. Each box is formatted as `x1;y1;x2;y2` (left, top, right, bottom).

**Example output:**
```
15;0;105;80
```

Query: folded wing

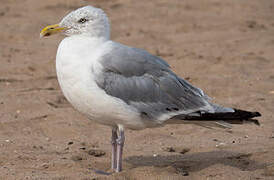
95;42;214;122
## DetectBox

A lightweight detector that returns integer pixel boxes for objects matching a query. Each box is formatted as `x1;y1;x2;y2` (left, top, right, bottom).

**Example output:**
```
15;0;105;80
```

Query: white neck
91;23;110;39
56;35;108;66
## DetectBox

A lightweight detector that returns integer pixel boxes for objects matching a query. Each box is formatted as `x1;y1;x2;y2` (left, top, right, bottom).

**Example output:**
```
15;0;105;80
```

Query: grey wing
95;42;213;121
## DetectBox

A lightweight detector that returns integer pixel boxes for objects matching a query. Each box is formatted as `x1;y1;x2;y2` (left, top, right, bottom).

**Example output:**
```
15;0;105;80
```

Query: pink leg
111;127;118;170
115;126;125;172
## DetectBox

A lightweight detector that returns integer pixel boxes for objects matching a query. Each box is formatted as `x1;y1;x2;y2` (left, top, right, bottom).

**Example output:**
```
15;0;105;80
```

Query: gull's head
40;6;110;39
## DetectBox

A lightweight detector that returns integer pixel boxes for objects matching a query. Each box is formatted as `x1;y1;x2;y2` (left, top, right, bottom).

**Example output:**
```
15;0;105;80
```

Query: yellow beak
40;24;66;38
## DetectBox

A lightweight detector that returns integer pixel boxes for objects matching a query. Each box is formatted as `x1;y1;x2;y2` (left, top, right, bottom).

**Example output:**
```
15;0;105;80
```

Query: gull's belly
56;61;147;129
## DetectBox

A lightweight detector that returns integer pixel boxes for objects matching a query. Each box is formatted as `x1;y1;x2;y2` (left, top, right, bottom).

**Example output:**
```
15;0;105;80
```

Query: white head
40;6;110;39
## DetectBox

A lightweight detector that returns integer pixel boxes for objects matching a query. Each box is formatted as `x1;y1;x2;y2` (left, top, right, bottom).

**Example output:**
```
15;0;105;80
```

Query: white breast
55;36;147;129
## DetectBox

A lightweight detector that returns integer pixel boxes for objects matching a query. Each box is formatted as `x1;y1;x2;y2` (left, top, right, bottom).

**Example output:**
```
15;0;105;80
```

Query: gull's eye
78;18;88;24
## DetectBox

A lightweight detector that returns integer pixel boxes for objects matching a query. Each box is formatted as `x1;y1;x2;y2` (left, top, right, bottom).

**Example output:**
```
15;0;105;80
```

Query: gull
40;6;261;172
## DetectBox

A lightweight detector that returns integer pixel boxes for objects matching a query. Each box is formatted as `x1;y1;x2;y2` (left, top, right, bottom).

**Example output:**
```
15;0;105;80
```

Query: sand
0;0;274;179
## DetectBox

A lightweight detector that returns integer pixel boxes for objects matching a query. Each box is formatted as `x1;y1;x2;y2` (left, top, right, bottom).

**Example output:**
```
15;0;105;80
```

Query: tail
170;107;261;128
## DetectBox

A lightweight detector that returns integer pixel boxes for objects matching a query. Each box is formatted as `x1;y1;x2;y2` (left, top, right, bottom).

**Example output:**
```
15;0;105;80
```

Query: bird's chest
56;60;95;114
55;38;108;118
55;58;135;128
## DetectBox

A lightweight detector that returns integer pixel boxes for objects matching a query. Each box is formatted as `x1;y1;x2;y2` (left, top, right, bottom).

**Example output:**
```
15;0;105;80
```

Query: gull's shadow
125;151;266;172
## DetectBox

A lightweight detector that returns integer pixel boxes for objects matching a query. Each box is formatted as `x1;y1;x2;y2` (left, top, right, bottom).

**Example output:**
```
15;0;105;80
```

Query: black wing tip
234;109;261;126
252;111;261;117
248;111;261;126
234;109;262;118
